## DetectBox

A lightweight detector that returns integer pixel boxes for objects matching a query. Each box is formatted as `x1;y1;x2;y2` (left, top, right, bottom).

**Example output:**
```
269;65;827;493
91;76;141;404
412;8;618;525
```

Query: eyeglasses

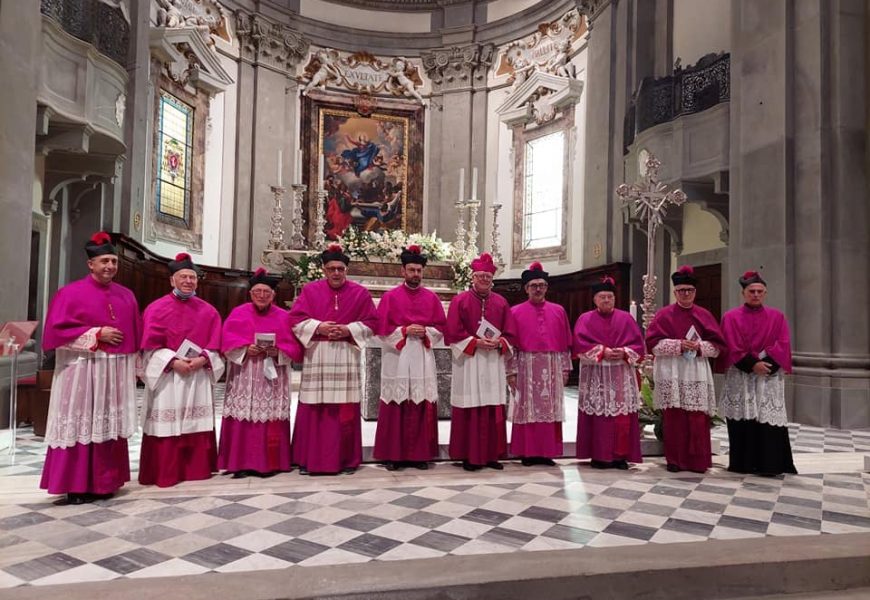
325;266;346;273
528;283;548;290
473;274;493;281
675;288;696;295
251;289;274;296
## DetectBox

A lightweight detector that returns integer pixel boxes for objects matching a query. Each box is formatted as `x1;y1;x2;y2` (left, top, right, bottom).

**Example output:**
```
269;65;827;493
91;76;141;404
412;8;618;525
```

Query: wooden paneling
690;263;722;321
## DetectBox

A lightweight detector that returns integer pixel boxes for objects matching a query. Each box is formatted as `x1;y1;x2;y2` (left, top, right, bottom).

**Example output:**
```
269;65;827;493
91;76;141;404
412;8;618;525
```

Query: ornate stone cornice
575;0;615;31
234;10;310;72
421;43;495;91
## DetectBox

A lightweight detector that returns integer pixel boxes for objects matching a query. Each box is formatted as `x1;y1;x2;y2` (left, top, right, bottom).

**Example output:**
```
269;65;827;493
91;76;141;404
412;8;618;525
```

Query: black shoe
413;461;429;470
384;462;400;471
666;463;681;473
590;460;611;469
486;461;504;470
521;458;534;467
341;467;357;475
231;471;248;479
298;467;309;475
89;493;114;501
54;493;88;506
255;471;277;479
613;460;629;470
462;460;481;472
540;458;557;467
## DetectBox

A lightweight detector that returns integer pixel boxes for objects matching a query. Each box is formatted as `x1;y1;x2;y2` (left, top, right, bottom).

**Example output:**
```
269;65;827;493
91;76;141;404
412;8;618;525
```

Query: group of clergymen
39;231;795;506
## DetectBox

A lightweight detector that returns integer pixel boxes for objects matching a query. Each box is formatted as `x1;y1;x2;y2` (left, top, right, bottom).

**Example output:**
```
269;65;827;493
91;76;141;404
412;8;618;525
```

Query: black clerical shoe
341;467;357;475
89;493;114;501
462;461;481;472
613;460;629;470
54;493;88;506
521;458;535;467
486;461;504;470
298;467;309;475
231;471;248;479
255;471;277;479
539;458;557;467
384;462;400;471
590;460;611;469
412;461;429;470
666;463;681;473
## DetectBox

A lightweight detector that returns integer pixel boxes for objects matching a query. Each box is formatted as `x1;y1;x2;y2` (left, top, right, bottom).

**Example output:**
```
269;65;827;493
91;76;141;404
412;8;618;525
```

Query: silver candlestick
490;201;504;266
453;200;467;256
466;199;480;254
290;183;307;250
313;188;327;250
266;185;287;251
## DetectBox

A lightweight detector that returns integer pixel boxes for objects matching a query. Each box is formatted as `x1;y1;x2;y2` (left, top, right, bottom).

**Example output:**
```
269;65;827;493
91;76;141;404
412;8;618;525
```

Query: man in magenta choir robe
446;252;517;471
40;232;141;505
219;268;303;478
288;244;377;475
572;276;644;469
646;265;726;473
139;253;224;487
374;245;447;471
507;262;572;467
717;271;797;476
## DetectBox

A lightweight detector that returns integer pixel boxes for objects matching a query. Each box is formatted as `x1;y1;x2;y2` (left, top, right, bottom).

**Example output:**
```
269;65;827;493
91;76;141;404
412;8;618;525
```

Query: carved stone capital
421;43;495;92
575;0;615;31
235;11;310;73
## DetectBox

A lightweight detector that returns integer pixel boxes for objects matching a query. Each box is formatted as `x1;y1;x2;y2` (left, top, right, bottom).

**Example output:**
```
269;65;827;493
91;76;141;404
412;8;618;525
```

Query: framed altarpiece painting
301;93;425;241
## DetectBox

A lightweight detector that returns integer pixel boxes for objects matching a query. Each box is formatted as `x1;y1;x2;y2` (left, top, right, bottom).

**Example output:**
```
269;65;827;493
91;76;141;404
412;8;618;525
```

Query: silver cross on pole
615;154;687;347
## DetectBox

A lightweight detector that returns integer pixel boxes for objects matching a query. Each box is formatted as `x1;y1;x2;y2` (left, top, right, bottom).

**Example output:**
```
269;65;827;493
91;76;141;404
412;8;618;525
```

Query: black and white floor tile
0;386;867;589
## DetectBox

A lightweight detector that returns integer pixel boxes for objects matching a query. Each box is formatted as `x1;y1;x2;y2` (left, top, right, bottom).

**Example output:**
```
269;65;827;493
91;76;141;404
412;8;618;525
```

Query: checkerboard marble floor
1;388;868;589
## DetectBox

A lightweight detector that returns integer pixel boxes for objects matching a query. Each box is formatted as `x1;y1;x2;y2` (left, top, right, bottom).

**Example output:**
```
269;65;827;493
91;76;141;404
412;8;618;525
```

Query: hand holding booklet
475;318;501;341
256;332;279;381
683;325;700;359
175;338;203;359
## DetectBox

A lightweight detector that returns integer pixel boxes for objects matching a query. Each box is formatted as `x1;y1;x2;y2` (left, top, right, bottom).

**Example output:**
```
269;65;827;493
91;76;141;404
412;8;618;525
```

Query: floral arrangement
284;227;476;290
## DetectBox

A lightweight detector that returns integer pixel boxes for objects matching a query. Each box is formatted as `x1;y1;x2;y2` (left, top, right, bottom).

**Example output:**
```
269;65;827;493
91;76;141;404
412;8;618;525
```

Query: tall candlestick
277;150;283;188
458;168;465;203
471;167;478;201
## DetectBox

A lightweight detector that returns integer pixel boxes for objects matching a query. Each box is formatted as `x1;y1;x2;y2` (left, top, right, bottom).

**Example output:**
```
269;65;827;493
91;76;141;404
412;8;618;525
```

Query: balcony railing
40;0;129;67
624;52;729;150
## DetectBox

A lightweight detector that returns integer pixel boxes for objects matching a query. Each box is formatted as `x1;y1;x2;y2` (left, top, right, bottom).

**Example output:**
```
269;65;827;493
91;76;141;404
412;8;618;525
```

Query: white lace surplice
222;347;293;422
507;350;570;424
718;367;788;427
576;345;641;417
379;326;442;404
45;328;138;449
142;348;225;437
450;336;512;409
651;339;719;415
294;318;372;405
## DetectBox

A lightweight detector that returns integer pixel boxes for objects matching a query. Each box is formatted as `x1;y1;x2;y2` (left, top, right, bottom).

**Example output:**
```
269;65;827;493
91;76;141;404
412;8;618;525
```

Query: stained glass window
156;91;193;223
523;131;564;250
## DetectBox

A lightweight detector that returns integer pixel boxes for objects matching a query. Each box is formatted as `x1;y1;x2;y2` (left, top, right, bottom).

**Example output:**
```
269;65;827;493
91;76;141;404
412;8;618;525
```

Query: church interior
0;0;868;598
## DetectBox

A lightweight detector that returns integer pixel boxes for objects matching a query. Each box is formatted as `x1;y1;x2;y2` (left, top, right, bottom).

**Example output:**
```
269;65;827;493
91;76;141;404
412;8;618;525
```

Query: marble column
233;12;308;269
729;0;869;428
119;0;151;240
422;41;494;246
0;2;39;324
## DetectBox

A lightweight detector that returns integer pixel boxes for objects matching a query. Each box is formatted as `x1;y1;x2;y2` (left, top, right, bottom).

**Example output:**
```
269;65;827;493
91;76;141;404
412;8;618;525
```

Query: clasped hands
404;324;426;338
680;339;701;353
316;321;351;341
98;326;124;346
476;337;502;351
602;347;626;361
171;355;208;375
247;344;278;358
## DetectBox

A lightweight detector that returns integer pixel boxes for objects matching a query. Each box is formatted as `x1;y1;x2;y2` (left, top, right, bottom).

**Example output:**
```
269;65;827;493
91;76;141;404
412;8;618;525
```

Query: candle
318;154;325;186
458;168;465;203
630;300;638;321
471;167;478;201
295;148;302;184
277;150;283;188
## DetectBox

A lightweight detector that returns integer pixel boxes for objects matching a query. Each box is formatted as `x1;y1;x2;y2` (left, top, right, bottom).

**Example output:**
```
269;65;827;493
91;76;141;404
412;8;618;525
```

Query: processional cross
615;154;687;338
